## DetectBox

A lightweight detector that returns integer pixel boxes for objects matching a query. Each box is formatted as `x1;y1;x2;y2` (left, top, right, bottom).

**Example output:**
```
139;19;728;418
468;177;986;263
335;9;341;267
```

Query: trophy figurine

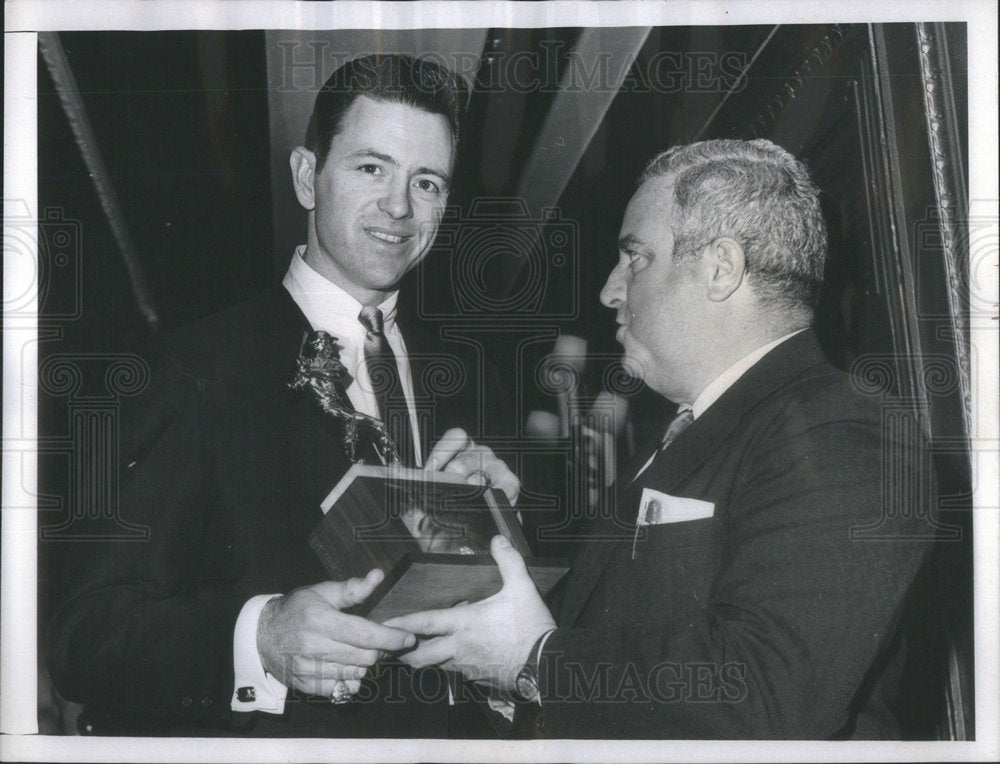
289;330;400;464
293;330;567;621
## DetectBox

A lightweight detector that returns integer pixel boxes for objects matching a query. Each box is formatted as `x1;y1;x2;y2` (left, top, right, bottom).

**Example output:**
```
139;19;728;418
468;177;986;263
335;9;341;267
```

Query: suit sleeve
535;394;934;738
46;343;247;726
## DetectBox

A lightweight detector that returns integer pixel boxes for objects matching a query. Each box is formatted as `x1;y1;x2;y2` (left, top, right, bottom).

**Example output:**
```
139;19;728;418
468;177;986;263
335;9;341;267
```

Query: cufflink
236;686;256;703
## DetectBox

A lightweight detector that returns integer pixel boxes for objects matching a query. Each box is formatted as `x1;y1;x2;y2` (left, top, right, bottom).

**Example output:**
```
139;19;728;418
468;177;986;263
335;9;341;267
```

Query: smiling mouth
366;228;409;245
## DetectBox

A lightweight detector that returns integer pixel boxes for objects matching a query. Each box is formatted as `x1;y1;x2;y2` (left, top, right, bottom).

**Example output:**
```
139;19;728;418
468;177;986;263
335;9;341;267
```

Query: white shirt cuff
533;628;557;707
536;628;556;663
231;594;288;714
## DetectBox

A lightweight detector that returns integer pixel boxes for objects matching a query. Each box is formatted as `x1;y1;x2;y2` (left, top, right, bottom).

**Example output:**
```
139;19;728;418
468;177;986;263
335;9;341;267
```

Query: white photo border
3;1;997;761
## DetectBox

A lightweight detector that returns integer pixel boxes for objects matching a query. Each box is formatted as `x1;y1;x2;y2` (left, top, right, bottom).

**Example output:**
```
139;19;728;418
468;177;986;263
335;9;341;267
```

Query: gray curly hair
639;138;828;313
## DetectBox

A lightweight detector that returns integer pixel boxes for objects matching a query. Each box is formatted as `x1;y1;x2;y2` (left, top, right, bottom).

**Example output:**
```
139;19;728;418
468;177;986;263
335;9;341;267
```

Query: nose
600;261;627;309
378;178;413;219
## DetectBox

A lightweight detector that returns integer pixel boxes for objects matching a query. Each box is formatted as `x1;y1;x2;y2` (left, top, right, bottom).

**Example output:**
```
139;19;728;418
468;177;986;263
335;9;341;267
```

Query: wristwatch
511;630;553;704
513;662;540;704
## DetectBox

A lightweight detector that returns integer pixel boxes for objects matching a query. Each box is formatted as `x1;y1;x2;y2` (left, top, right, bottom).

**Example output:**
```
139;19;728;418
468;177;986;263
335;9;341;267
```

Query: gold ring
472;469;493;488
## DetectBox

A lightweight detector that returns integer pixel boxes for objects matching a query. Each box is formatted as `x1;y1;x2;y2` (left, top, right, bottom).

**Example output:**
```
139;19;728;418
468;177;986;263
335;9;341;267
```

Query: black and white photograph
3;1;997;761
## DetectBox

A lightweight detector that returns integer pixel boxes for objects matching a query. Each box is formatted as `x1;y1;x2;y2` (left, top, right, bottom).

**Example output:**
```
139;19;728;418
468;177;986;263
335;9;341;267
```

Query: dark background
36;25;973;738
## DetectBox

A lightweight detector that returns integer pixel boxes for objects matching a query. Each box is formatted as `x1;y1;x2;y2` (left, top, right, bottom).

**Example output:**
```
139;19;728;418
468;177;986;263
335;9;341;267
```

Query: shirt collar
690;329;806;419
282;246;399;333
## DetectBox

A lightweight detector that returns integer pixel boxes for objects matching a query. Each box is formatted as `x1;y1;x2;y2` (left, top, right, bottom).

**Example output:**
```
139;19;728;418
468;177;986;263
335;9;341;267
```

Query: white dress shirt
632;329;805;482
231;247;423;714
283;246;423;457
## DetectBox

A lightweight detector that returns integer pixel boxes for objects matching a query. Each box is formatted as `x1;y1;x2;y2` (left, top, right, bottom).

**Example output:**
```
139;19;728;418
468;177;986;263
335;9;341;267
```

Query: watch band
513;628;556;704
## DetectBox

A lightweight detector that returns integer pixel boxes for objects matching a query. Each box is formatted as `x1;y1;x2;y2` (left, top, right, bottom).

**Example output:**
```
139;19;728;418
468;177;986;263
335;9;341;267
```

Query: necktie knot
661;408;694;450
358;306;384;336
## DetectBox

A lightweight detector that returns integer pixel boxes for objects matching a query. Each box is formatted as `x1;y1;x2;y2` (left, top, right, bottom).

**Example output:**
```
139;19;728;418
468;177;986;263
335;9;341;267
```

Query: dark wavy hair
305;53;469;171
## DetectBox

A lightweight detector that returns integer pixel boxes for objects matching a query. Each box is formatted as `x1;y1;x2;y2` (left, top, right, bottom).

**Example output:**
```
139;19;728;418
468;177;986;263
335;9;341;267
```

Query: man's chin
620;352;648;382
373;251;425;281
360;261;420;292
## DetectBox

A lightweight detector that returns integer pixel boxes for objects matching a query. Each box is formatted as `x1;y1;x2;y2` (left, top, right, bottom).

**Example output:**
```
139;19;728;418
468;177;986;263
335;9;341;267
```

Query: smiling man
48;54;515;738
291;95;453;305
388;139;936;740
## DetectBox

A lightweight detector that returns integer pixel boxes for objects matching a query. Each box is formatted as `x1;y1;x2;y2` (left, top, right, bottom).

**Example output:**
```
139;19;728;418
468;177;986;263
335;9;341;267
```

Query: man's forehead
621;177;676;236
634;174;676;208
340;95;450;135
329;96;454;170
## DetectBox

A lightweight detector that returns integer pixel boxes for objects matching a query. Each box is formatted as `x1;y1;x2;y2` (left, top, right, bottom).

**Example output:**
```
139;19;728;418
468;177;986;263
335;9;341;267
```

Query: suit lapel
260;285;356;495
553;406;673;623
397;320;483;455
558;331;830;626
401;322;431;460
643;331;828;493
552;471;647;624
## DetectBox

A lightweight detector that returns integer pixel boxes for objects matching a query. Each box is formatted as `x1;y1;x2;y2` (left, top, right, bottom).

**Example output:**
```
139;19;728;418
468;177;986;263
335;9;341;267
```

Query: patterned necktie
631;407;695;558
358;306;415;466
660;408;694;450
630;407;695;484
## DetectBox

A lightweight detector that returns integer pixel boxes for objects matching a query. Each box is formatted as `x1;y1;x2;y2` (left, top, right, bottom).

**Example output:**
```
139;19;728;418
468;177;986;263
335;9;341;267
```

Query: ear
705;237;745;302
289;147;317;211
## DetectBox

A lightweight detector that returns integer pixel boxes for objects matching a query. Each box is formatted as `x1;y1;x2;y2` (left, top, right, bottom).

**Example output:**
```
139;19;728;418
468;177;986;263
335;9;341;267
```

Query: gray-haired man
389;139;933;740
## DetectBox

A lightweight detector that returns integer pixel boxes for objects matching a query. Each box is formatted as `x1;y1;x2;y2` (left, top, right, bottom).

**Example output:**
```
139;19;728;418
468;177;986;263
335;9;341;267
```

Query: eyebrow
346;149;451;186
617;234;652;255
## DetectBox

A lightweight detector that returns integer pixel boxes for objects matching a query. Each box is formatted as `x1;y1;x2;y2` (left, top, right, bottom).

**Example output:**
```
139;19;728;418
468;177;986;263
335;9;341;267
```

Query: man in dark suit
388;139;935;738
47;54;516;737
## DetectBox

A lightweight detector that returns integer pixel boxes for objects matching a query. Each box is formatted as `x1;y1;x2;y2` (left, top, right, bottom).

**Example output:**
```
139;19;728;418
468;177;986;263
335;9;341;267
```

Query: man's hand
425;428;520;505
257;569;415;698
385;536;556;691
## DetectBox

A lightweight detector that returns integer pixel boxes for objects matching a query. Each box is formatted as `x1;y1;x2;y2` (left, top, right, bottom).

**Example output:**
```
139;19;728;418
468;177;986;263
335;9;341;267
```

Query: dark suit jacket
536;331;933;739
47;285;506;736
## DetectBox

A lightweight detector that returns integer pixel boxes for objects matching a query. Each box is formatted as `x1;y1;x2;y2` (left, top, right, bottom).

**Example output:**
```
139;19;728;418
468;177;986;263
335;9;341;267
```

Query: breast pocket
631;515;725;622
637;514;723;552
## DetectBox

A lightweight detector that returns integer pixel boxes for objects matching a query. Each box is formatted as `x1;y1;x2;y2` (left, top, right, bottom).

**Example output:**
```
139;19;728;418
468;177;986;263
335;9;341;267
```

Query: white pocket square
638;488;715;525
